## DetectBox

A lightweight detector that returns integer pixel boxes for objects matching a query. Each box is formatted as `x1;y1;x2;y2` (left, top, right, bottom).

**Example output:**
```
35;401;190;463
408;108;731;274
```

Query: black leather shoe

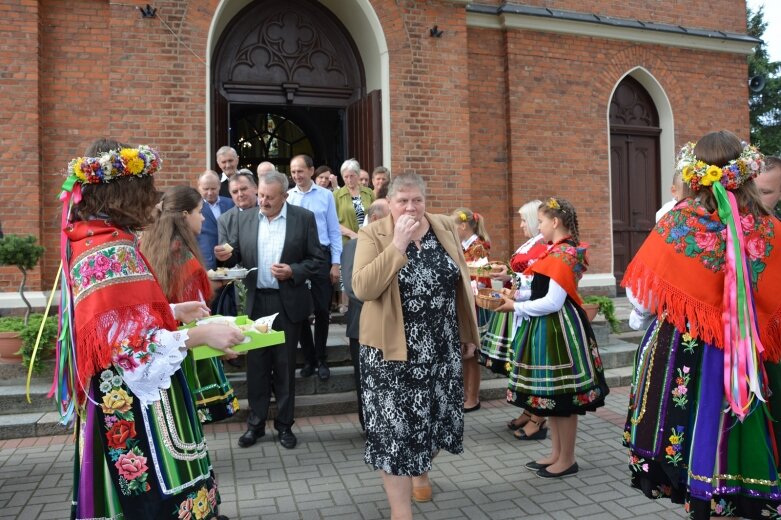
525;460;550;471
300;364;315;377
317;362;330;381
237;428;264;448
536;462;579;479
279;428;297;449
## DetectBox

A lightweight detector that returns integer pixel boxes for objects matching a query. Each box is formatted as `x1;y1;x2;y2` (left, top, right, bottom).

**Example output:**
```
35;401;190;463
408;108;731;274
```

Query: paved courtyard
0;386;685;520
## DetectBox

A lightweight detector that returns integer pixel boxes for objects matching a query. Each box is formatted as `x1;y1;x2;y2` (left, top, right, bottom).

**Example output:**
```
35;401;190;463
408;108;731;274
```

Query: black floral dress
360;229;464;476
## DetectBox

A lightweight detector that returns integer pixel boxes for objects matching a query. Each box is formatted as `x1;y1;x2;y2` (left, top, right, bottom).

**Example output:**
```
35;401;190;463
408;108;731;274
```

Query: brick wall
0;0;751;291
376;1;473;214
496;0;747;34
500;29;749;273
0;1;41;291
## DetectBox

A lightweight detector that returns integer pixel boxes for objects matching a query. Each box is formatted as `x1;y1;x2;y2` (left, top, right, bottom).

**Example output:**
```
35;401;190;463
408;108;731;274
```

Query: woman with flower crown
452;207;491;412
59;138;242;519
141;186;240;425
495;198;609;479
622;130;781;519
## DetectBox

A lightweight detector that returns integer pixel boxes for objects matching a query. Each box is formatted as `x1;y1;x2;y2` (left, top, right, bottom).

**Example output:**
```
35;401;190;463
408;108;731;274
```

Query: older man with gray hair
216;170;325;450
216;145;240;198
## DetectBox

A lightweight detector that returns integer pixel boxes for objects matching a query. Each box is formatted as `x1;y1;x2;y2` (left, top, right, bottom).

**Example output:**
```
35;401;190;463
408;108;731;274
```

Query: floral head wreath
66;145;161;186
458;211;468;222
676;142;764;192
546;198;563;211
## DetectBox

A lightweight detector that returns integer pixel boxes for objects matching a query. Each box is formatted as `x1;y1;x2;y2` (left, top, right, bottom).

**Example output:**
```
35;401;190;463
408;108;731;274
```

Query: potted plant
581;295;621;333
0;234;48;366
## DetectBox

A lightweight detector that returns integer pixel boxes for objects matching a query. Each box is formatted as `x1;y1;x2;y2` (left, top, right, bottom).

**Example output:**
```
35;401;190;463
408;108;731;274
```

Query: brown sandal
514;417;548;441
507;411;531;430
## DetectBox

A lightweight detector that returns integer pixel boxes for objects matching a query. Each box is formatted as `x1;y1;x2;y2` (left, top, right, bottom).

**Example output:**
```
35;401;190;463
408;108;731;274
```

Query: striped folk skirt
72;367;221;520
624;318;781;519
506;299;609;416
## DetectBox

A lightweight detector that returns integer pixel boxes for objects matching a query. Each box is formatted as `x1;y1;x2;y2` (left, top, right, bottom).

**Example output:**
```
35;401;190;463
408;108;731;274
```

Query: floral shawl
65;221;178;386
525;238;588;305
622;198;781;362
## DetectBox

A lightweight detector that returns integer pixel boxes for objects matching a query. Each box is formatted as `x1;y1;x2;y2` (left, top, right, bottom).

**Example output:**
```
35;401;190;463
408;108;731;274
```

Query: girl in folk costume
58;138;243;520
622;131;781;519
141;186;239;425
479;200;549;440
496;198;608;478
452;207;491;412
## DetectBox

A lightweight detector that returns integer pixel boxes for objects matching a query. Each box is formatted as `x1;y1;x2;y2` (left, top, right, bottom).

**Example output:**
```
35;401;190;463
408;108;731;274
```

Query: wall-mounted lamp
429;25;443;38
139;4;157;18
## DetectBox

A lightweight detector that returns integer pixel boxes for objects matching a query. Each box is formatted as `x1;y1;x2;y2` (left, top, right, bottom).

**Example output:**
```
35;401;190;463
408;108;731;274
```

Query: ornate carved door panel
212;0;380;168
610;76;661;286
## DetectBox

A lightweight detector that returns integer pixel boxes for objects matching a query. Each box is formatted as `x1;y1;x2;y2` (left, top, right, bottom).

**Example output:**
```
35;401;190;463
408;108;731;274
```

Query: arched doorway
610;76;661;286
211;0;381;174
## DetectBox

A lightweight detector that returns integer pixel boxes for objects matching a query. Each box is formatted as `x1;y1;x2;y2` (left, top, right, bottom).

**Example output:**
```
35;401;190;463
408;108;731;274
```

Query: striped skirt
477;309;515;376
506;299;608;416
72;367;221;520
624;318;781;519
181;354;239;424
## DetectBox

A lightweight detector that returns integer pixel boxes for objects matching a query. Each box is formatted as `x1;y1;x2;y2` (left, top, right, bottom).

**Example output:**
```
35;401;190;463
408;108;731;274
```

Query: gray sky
747;0;781;62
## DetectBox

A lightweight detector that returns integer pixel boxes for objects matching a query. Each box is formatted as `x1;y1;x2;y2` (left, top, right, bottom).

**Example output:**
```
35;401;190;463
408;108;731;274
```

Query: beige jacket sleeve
352;226;407;302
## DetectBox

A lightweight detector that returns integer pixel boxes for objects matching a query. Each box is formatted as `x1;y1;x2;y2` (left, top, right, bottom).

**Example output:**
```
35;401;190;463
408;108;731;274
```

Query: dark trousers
246;289;302;431
300;252;333;365
349;337;365;430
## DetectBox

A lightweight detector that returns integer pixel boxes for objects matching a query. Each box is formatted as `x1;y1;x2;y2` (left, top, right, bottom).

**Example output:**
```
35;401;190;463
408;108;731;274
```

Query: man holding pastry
215;170;325;450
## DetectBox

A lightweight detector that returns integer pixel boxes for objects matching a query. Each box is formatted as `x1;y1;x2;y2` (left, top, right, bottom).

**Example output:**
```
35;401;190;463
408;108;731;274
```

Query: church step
0;369;636;439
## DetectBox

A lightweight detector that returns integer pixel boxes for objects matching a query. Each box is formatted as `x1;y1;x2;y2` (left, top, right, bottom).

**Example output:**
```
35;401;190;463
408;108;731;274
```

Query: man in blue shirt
288;154;342;380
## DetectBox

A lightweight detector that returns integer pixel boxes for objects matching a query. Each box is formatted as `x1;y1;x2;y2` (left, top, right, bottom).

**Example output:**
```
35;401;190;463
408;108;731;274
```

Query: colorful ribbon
713;182;766;420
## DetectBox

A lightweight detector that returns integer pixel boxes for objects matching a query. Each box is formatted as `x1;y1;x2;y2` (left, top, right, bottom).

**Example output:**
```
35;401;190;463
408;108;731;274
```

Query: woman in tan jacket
353;172;479;520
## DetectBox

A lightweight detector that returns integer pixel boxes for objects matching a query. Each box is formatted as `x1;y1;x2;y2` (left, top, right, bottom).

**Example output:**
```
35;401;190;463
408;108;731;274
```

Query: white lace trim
117;329;188;408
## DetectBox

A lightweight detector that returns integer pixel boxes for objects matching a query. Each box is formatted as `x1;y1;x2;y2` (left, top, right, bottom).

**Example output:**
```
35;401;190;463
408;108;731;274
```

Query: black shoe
300;364;315;377
524;460;550;471
536;462;579;479
463;402;481;413
278;428;297;449
317;363;330;381
237;428;264;448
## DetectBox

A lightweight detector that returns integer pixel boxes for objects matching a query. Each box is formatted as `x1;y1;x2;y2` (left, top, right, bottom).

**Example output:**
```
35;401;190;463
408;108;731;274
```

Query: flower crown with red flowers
676;142;764;192
67;145;161;185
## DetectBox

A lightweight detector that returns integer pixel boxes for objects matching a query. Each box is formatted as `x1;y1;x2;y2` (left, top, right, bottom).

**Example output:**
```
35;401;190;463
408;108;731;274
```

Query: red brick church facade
0;0;755;298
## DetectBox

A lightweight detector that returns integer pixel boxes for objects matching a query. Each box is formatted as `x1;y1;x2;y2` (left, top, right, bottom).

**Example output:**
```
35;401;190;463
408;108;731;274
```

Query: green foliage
0;234;45;324
583;295;621;334
0;235;44;272
747;6;781;155
0;314;58;374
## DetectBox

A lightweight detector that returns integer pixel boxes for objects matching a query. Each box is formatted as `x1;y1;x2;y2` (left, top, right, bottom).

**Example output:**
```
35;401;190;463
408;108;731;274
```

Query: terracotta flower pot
0;331;23;364
581;303;599;322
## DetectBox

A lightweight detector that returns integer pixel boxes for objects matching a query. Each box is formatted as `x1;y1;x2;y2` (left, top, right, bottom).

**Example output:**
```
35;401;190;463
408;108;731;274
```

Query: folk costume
57;147;223;520
622;142;781;519
170;241;239;425
478;233;546;376
461;234;492;335
506;238;609;415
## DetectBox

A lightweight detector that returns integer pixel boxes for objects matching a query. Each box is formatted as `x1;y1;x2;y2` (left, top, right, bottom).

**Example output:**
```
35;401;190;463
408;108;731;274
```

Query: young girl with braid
452;207;491;412
496;198;608;478
141;186;239;425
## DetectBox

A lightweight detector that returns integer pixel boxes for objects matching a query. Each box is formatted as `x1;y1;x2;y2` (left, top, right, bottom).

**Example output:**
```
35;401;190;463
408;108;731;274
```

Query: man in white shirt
215;171;324;450
287;154;342;380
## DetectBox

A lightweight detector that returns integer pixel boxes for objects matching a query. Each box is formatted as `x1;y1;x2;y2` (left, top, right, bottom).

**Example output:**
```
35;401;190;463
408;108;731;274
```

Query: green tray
185;315;285;360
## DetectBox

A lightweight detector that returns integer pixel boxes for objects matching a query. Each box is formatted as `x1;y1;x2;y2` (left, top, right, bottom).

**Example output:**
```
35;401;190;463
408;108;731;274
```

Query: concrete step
0;375;515;439
604;365;634;388
0;383;52;413
598;339;637;371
